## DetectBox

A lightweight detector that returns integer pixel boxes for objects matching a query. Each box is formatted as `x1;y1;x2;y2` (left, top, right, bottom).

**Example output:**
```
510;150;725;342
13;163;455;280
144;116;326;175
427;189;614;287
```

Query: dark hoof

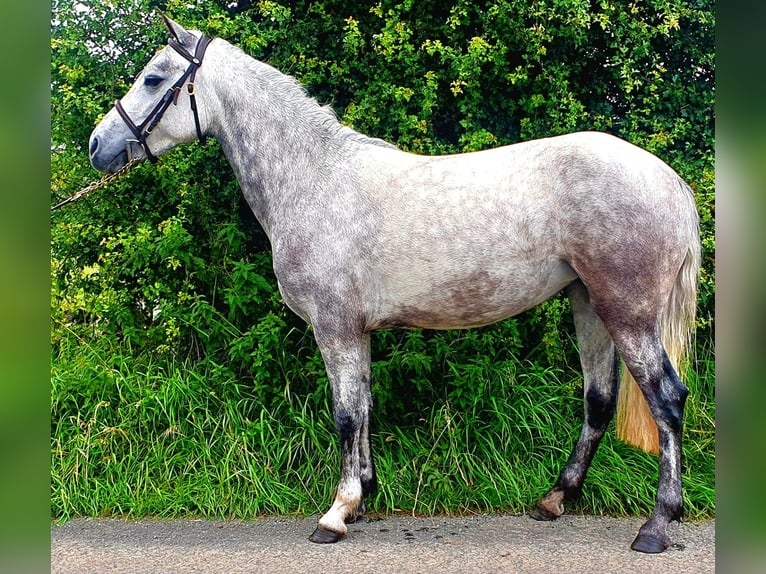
309;526;344;544
529;504;560;522
631;533;670;554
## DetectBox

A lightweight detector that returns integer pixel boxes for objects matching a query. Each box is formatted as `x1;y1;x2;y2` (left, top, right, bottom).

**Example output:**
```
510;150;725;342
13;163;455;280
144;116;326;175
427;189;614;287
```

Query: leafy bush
51;0;714;519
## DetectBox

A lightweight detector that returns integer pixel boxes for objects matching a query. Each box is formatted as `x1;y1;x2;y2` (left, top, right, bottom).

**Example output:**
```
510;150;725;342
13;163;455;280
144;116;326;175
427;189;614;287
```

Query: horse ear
160;13;195;47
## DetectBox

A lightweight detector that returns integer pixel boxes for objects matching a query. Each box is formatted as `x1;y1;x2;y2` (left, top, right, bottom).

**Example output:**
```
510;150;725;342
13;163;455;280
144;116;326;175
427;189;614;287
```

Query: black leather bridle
114;34;213;163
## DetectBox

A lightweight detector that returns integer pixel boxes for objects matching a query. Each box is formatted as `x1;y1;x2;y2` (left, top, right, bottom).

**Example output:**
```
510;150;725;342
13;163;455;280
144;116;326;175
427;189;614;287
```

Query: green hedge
51;0;714;520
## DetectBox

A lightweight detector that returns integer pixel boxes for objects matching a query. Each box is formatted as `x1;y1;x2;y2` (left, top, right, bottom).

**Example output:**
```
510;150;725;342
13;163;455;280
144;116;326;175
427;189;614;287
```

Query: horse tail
616;180;701;454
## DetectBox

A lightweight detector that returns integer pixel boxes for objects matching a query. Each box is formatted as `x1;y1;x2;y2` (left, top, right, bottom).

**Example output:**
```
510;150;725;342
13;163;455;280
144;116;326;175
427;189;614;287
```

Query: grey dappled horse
89;16;701;554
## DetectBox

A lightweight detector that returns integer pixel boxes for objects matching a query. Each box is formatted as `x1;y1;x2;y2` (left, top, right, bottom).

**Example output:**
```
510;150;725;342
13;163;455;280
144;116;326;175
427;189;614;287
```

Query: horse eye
144;75;164;88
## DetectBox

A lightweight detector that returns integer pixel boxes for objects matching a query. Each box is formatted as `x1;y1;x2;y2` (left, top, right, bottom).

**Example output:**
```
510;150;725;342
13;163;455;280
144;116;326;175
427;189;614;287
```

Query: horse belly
367;258;577;331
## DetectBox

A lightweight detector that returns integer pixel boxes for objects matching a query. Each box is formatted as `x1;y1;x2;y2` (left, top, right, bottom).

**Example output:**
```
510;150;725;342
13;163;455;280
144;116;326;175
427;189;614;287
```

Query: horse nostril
89;137;99;157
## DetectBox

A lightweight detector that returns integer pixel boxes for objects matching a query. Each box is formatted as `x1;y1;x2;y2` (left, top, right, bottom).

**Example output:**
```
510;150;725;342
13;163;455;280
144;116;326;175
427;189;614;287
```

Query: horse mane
217;39;397;151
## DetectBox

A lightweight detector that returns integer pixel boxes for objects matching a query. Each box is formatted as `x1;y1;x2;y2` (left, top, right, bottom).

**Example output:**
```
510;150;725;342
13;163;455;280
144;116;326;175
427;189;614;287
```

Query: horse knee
334;407;360;442
331;373;371;441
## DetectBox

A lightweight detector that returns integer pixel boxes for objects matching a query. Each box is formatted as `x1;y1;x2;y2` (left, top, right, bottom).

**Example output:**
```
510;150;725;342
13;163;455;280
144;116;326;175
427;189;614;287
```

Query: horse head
89;15;212;173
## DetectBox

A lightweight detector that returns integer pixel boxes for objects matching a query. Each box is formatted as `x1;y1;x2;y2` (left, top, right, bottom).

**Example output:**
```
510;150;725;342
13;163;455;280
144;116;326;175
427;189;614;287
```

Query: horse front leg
309;330;374;544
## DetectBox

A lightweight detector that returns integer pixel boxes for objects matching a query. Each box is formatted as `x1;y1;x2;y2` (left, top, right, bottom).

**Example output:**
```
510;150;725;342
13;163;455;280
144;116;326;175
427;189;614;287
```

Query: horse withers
88;15;701;554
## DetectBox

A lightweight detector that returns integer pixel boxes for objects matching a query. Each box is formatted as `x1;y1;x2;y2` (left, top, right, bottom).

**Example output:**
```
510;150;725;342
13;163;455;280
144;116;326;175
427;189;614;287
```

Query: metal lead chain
51;157;143;211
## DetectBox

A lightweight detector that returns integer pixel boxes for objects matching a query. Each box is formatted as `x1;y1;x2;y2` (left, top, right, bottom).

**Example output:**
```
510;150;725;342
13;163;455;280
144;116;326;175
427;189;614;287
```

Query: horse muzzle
88;133;131;174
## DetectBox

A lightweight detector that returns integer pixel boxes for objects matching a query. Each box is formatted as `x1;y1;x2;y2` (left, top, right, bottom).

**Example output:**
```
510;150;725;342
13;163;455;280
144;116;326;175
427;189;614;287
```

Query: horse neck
204;41;352;238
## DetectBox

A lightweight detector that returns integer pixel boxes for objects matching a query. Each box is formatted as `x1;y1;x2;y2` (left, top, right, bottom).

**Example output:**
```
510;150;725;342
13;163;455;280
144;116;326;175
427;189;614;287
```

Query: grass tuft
52;338;714;522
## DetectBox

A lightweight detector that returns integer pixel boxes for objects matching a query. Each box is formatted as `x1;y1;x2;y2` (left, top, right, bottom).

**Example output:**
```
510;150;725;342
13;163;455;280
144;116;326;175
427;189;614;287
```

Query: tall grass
51;334;715;522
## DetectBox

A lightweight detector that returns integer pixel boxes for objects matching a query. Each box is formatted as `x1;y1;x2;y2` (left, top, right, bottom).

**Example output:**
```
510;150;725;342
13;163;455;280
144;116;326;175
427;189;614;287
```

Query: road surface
51;513;715;573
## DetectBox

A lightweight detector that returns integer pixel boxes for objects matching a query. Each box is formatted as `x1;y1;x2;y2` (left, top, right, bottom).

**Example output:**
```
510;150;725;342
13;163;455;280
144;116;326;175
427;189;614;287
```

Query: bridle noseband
114;34;212;163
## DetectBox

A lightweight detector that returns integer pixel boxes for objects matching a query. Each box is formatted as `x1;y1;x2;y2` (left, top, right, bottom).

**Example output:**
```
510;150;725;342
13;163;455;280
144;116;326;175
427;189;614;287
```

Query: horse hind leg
531;281;619;521
611;328;688;553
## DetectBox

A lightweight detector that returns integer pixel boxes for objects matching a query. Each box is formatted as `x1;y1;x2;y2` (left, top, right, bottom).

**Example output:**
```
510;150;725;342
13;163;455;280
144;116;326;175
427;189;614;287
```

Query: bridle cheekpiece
114;33;212;163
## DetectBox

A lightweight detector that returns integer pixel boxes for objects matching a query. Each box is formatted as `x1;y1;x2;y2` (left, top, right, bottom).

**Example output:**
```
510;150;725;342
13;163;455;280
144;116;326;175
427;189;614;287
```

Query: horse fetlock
656;489;684;523
317;488;362;537
344;500;367;524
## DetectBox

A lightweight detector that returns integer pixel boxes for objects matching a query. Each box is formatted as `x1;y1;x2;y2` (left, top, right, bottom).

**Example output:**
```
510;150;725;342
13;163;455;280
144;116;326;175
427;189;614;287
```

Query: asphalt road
51;513;715;574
